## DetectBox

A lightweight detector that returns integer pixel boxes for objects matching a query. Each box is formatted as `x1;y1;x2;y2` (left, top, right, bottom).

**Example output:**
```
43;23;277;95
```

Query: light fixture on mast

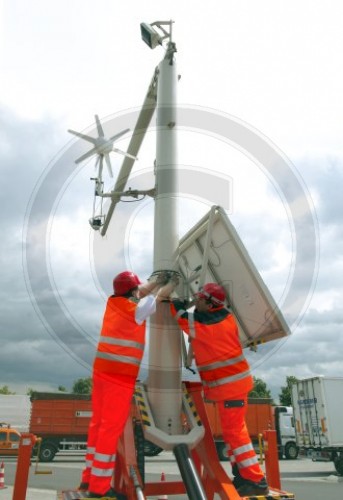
140;20;174;49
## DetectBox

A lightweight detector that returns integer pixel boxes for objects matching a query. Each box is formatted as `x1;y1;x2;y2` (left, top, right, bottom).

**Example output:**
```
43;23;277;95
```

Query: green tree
27;386;67;396
279;376;298;406
0;385;16;394
249;376;272;400
72;377;92;394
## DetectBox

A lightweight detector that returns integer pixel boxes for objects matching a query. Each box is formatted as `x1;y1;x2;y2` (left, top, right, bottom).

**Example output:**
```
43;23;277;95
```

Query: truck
29;392;91;462
0;393;91;461
205;398;298;461
291;376;343;475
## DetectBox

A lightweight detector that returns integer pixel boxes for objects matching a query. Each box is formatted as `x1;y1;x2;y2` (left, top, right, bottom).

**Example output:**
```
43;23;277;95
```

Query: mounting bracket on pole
101;187;156;200
134;383;204;451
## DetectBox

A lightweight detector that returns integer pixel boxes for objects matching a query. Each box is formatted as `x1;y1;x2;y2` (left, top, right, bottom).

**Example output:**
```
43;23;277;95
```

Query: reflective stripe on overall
81;372;135;494
218;396;264;483
174;307;252;400
93;296;145;378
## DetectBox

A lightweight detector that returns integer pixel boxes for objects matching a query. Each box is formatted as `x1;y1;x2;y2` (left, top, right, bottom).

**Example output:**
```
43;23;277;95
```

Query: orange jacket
171;301;253;400
93;296;146;379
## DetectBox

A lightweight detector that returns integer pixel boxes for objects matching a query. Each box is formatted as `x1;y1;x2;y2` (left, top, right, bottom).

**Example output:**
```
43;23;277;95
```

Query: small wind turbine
68;115;139;230
68;115;137;179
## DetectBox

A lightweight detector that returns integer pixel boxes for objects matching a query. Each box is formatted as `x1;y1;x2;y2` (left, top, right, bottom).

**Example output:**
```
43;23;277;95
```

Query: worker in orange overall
80;270;175;499
171;283;269;497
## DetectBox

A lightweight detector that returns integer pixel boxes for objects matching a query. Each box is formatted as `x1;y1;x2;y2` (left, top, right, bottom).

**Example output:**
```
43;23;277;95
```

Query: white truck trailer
0;394;31;431
291;376;343;474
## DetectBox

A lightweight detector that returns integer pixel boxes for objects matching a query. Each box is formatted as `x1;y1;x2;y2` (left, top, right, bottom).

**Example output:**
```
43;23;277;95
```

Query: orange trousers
81;372;135;495
217;395;265;483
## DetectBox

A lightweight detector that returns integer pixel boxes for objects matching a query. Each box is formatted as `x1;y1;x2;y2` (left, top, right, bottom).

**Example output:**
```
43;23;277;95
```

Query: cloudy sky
1;0;342;401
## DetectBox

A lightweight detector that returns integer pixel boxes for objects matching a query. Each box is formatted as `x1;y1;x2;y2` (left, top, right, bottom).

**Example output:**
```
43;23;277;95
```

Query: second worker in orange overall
171;282;269;497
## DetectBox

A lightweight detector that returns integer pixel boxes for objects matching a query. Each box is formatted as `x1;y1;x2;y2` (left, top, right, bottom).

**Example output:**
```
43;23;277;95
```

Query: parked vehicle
291;376;343;475
29;392;91;462
0;392;92;462
274;405;299;460
0;423;21;456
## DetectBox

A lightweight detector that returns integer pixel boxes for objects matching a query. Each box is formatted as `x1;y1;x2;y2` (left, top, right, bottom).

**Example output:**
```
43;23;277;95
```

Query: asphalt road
1;452;342;499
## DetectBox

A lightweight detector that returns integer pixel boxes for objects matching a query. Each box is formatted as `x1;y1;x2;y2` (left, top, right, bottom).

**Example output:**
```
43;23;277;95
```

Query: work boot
232;475;244;489
236;477;269;496
78;482;89;491
231;463;244;488
83;488;127;499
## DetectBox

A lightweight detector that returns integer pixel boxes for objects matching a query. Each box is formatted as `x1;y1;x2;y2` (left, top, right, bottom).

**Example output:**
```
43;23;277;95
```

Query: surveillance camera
140;23;162;49
89;218;103;230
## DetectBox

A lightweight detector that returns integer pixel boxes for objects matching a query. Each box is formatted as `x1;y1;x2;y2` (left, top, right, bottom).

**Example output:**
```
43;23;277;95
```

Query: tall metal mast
146;32;183;435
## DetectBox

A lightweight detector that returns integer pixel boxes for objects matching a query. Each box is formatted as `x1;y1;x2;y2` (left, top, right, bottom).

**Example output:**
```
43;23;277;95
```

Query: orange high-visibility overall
171;301;264;483
82;296;145;495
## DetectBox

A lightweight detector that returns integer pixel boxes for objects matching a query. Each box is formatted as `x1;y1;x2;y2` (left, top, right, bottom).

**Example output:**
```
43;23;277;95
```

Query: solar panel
177;206;290;348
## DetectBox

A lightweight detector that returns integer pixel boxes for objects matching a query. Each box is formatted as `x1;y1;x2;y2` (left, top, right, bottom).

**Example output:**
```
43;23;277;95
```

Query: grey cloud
0;109;95;391
0;106;65;225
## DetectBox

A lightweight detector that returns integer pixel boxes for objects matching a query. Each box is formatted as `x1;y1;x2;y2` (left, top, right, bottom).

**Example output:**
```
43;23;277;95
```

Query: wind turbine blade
109;128;130;143
113;148;138;161
75;147;98;164
105;154;113;178
94;155;100;171
68;129;97;144
95;115;104;137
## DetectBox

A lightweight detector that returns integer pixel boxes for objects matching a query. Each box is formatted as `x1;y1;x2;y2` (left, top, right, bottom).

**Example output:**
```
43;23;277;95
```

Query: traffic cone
157;471;168;500
0;461;7;489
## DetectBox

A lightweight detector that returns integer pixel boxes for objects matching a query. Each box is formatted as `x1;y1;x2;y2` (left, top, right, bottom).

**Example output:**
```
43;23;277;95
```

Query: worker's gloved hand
154;271;170;285
169;273;180;286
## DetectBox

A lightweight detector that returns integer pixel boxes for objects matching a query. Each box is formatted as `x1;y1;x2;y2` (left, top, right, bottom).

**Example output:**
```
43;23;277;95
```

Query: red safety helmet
195;283;226;307
113;271;142;296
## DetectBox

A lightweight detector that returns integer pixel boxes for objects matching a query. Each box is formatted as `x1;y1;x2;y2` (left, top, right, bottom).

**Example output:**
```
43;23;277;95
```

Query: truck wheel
334;456;343;475
39;442;58;462
285;442;299;460
215;442;229;461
